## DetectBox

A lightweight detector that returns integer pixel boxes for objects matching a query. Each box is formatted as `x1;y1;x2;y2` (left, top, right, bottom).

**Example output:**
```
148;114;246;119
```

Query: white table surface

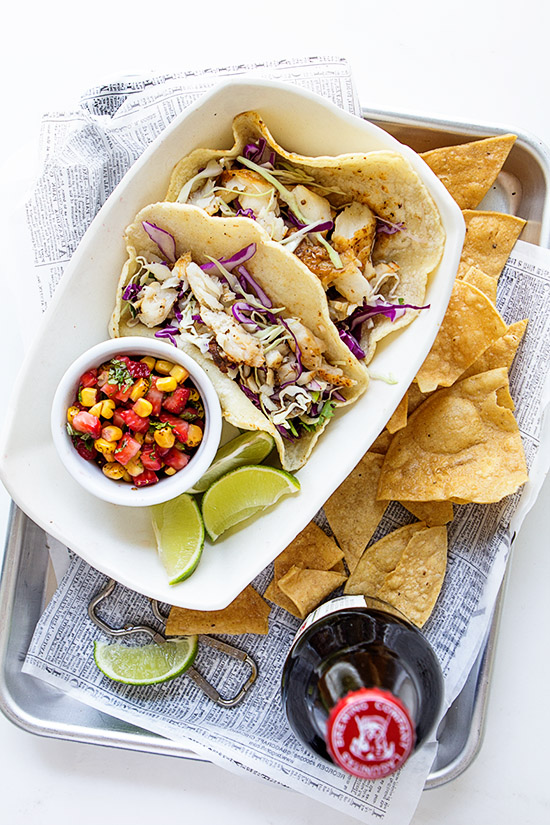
1;2;549;822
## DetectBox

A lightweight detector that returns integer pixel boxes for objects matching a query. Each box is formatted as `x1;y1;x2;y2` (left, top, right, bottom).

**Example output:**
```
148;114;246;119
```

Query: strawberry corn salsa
66;354;204;486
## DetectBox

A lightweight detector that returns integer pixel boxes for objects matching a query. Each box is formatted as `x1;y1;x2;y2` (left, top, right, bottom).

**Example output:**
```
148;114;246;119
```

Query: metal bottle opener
88;578;258;707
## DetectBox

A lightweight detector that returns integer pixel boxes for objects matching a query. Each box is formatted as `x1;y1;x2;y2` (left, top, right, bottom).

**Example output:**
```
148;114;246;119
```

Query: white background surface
1;2;549;823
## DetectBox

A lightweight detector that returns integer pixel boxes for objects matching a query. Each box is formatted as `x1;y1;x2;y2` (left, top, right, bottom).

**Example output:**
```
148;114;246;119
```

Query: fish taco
164;111;446;363
111;203;368;472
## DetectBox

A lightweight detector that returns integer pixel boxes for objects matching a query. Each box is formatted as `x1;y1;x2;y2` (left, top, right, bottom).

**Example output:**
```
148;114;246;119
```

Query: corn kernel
156;376;177;392
101;399;116;419
154;426;175;449
129;377;149;401
101;425;123;443
80;387;98;407
67;406;80;424
133;397;153;417
140;356;156;370
188;389;200;403
88;402;104;417
94;438;117;460
170;364;189;383
155;359;175;375
186;423;203;448
125;456;144;477
164;467;176;476
102;462;126;480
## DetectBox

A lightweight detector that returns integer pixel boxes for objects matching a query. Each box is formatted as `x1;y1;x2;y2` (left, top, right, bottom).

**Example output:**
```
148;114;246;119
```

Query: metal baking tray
1;107;549;789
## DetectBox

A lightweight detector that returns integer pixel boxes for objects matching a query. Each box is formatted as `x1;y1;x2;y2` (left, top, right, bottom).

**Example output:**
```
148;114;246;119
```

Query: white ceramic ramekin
51;337;222;506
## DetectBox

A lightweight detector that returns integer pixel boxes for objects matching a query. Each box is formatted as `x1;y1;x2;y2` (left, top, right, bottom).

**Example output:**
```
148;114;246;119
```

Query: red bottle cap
326;688;415;779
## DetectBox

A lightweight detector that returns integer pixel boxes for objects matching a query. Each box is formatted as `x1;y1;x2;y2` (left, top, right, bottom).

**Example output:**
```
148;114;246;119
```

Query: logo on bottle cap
326;688;415;779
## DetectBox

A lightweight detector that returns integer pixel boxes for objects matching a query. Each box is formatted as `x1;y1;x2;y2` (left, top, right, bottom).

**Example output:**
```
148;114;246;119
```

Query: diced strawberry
133;469;159;486
145;377;165;416
74;438;98;461
114;434;141;465
126;359;151;380
114;383;134;403
112;410;128;431
100;381;119;399
154;445;171;457
141;445;163;471
79;369;98;388
163;448;190;471
118;408;150;433
159;412;189;444
182;406;203;423
72;411;102;439
162;387;190;414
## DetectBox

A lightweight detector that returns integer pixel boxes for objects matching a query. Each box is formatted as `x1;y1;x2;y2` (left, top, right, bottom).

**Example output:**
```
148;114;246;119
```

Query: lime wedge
94;636;198;685
152;493;205;584
188;430;275;494
201;464;300;541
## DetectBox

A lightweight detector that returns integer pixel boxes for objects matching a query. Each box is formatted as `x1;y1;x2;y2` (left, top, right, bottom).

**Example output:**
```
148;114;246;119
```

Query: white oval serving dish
0;78;464;609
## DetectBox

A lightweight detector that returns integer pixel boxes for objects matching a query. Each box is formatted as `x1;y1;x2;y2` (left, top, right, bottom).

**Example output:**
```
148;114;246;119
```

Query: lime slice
188;431;275;494
94;636;198;685
152;493;205;584
201;464;300;541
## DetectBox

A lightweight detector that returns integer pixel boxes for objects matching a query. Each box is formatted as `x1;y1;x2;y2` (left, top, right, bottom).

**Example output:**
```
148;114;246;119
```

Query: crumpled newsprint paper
11;55;550;825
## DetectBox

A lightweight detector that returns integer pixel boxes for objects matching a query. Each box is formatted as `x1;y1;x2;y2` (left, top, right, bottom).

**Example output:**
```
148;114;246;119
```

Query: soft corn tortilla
165;110;446;361
111;203;368;471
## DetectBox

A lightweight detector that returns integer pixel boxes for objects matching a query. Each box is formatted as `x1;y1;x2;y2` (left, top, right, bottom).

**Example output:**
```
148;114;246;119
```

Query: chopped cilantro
66;422;93;445
300;400;336;432
107;359;134;390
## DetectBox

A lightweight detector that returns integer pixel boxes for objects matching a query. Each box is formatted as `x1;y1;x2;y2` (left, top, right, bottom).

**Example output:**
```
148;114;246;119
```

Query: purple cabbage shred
154;327;178;347
122;283;141;302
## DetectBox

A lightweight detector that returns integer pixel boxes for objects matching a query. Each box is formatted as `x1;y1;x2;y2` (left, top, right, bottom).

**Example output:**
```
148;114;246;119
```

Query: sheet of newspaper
12;56;550;824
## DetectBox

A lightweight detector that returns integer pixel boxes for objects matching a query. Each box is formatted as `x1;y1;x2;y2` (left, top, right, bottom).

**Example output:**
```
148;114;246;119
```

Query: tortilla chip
264;578;302;617
377;367;529;504
344;522;427;595
459;264;498;305
460;318;528;379
407;382;429;415
415;279;507;392
277;566;347;619
386;393;408;434
324;452;389;572
165;585;270;636
377;526;448;627
399;500;454;526
458;210;525;279
420;134;516;209
273;521;343;580
369;429;393;455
